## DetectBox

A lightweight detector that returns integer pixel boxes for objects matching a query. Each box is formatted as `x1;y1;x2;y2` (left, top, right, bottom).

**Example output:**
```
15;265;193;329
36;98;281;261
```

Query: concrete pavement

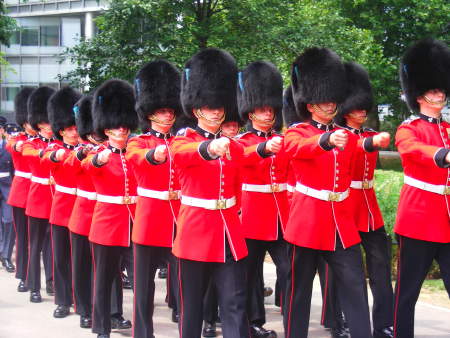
0;261;449;337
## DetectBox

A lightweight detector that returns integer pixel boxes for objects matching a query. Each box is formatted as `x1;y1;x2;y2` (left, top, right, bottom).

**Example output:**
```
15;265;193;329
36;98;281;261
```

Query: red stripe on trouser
132;244;136;338
393;237;403;338
286;245;296;338
321;263;329;325
177;258;184;338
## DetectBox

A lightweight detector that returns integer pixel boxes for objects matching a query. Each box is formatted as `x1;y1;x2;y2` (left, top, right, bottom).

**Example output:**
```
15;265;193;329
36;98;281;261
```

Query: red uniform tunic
126;129;180;248
67;145;104;237
6;134;32;208
338;125;384;232
22;136;59;219
237;127;290;240
42;143;78;227
83;145;137;247
170;127;248;262
395;114;450;243
283;121;361;250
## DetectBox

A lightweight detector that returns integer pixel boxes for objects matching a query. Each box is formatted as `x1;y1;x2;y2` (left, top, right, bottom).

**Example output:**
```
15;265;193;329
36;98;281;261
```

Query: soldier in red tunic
394;38;450;338
43;86;82;318
84;79;138;338
170;48;249;338
283;47;372;338
23;86;58;303
236;61;288;338
7;87;36;292
126;59;182;338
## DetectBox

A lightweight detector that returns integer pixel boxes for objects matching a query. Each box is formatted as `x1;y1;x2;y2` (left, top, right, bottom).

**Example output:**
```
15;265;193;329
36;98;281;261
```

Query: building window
40;26;60;46
9;30;20;45
5;87;20;101
21;27;39;46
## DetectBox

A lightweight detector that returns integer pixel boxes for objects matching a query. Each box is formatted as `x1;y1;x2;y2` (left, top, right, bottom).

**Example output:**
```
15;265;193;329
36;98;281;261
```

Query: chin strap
194;109;225;126
249;113;275;127
311;104;338;118
148;115;176;126
423;95;447;107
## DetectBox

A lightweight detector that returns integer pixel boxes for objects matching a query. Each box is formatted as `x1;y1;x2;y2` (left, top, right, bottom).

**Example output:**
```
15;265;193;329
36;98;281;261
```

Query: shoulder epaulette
289;122;307;128
401;115;419;124
236;131;251;139
363;127;377;132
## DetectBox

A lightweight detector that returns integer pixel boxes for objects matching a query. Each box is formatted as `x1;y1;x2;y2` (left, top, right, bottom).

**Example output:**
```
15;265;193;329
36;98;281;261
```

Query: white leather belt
181;195;236;210
96;194;137;205
0;172;10;178
77;189;97;200
295;183;349;202
242;183;287;193
404;175;450;195
31;176;53;185
137;187;180;201
350;180;374;189
287;184;295;193
15;170;31;179
55;184;77;195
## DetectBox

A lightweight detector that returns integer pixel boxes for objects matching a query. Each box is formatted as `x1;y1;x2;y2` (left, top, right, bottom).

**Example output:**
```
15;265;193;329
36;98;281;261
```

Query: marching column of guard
1;37;449;338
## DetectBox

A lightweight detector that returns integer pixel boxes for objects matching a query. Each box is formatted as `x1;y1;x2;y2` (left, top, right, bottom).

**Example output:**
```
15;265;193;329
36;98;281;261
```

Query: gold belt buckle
362;181;370;189
122;196;132;204
271;184;280;193
444;186;450;195
168;191;179;200
328;192;340;202
216;198;226;210
49;177;55;185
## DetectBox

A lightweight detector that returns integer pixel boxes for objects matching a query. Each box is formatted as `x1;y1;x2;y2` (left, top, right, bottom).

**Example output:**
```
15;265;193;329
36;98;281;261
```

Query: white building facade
0;0;107;118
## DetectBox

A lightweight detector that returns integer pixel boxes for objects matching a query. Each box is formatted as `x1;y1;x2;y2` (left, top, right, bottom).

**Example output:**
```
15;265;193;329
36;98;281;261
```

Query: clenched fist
265;136;283;154
154;144;168;162
208;137;231;157
15;141;24;152
97;149;112;165
373;132;391;149
330;129;348;149
55;148;66;161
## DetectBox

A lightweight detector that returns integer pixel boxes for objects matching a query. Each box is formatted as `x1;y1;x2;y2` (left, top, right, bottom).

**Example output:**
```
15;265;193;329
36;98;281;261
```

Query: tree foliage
0;2;16;47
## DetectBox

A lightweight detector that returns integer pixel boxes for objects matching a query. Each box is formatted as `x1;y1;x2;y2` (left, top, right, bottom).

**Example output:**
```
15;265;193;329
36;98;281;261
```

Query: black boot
250;324;277;338
46;280;54;296
17;280;28;292
80;315;92;328
374;327;394;338
202;321;217;337
111;314;132;329
30;291;42;303
53;305;70;318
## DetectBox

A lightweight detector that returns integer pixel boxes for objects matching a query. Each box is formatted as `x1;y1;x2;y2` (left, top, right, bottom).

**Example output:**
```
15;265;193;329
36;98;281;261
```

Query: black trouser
91;243;125;335
393;235;450;338
246;234;289;325
52;224;72;306
318;257;342;329
167;253;179;313
121;245;134;290
133;243;172;338
284;238;371;338
203;277;219;323
27;216;52;291
13;207;28;280
70;232;92;316
360;227;393;330
177;247;249;338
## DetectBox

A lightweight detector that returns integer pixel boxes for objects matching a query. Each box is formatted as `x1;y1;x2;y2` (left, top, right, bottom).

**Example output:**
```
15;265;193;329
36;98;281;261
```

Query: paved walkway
0;261;449;337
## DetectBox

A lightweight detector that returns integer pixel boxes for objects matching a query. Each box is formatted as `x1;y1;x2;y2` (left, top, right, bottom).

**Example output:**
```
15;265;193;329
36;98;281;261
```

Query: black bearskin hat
181;48;238;121
28;86;56;131
400;38;450;113
237;61;283;131
134;60;182;123
74;95;94;141
48;86;82;141
14;87;35;127
282;85;302;127
291;47;347;120
93;79;138;139
335;62;373;126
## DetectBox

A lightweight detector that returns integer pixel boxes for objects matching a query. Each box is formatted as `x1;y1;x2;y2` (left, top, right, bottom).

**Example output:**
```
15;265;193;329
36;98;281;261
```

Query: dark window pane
6;87;20;101
9;30;20;45
21;27;39;46
40;26;59;46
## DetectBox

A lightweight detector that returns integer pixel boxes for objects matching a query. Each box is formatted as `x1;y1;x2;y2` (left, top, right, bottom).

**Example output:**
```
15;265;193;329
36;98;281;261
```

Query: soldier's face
60;125;79;145
38;123;53;138
199;106;225;122
221;121;239;137
308;102;337;123
105;127;130;142
151;108;175;128
346;110;368;126
418;89;447;108
24;123;37;136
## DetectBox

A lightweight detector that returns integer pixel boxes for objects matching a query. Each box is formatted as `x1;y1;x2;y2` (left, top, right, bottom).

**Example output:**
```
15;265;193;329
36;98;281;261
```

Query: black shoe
97;335;109;338
53;305;70;318
121;273;132;289
30;291;42;303
111;315;132;329
46;280;54;296
158;267;168;279
263;286;273;298
18;280;28;292
3;259;15;272
203;321;217;337
374;327;394;338
331;327;350;338
171;309;179;323
80;315;92;328
250;325;277;338
0;257;5;267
